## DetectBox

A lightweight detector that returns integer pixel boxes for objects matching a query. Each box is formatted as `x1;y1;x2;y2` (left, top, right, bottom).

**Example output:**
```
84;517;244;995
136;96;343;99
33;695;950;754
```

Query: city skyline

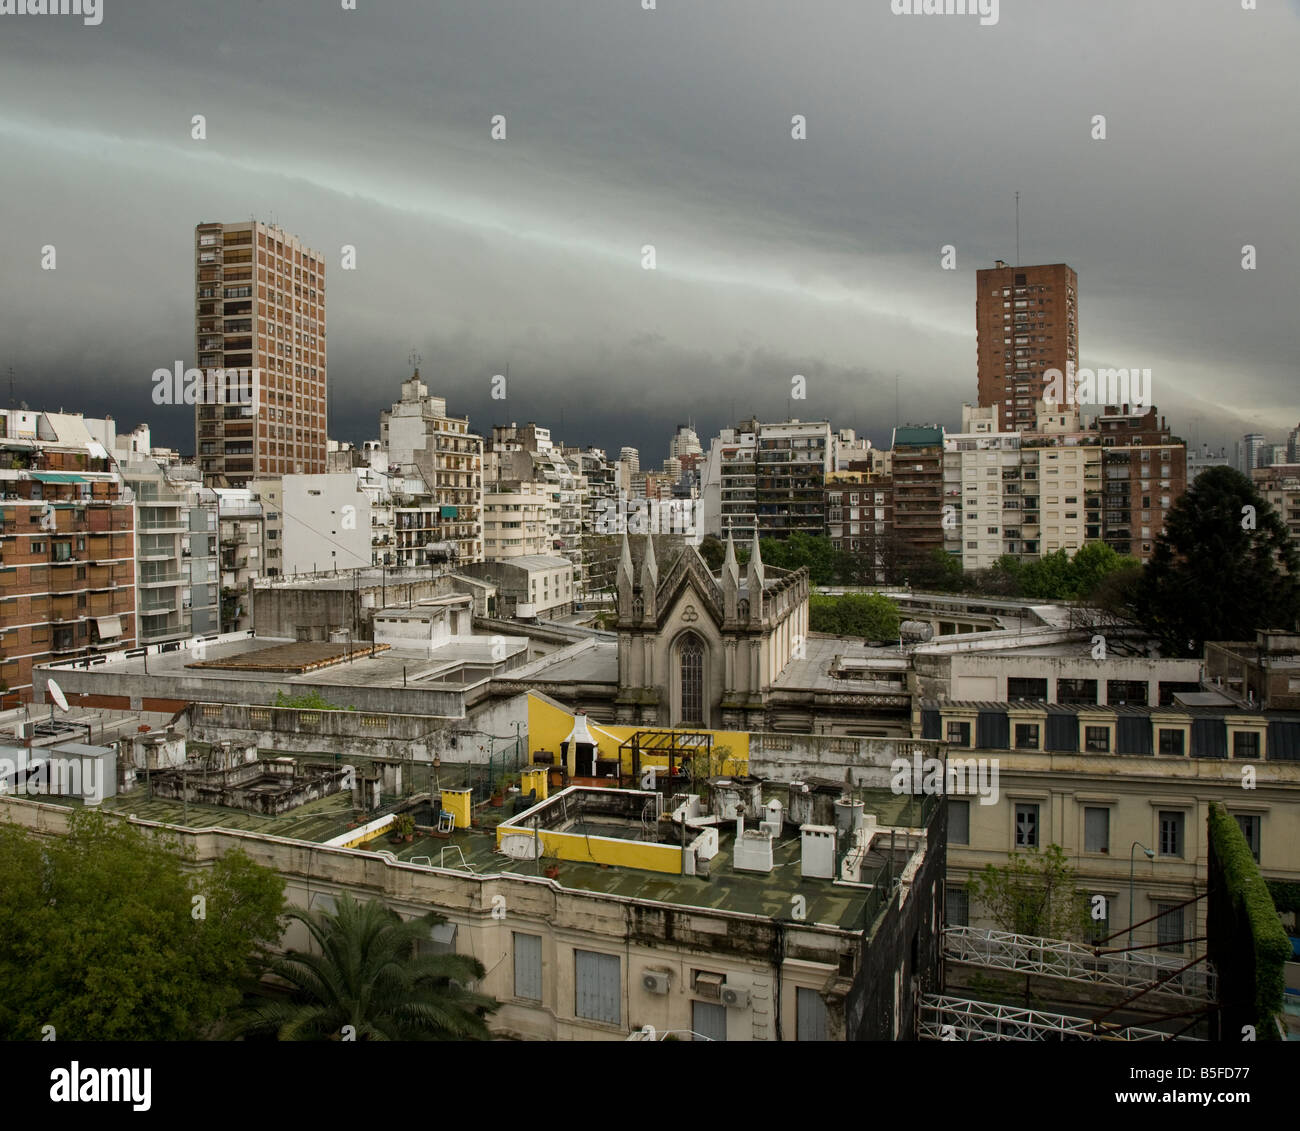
1;1;1296;462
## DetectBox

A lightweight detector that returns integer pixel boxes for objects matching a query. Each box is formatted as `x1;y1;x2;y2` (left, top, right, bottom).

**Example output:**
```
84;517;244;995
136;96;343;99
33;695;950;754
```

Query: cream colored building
925;698;1300;957
483;480;551;559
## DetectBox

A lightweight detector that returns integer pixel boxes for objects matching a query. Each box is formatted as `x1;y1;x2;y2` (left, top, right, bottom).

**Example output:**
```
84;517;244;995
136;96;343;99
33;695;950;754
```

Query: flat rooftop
45;634;526;692
187;640;390;674
510;641;618;684
773;635;910;692
32;767;927;931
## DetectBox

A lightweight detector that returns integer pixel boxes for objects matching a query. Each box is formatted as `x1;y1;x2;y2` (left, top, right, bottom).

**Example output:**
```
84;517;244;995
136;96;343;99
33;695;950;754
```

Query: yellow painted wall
495;820;684;873
526;693;749;778
520;766;549;801
440;788;472;830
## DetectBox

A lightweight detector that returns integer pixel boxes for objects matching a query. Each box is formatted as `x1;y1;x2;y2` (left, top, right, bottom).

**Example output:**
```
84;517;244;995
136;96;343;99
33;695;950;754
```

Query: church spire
747;529;765;591
641;531;658;591
616;528;635;618
722;528;740;592
640;533;658;621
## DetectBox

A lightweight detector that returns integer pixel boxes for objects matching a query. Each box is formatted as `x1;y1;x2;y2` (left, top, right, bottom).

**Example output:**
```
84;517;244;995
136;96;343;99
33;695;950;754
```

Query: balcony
138;570;181;587
49;595;80;621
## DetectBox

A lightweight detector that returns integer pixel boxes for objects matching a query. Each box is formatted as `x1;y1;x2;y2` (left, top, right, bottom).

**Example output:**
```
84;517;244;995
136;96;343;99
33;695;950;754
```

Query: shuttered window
1084;807;1110;854
692;1000;726;1042
513;932;542;1001
575;950;620;1025
796;987;829;1041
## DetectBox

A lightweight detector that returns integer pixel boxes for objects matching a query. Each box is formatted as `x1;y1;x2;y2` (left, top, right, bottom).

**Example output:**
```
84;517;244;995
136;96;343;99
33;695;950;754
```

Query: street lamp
1128;841;1155;950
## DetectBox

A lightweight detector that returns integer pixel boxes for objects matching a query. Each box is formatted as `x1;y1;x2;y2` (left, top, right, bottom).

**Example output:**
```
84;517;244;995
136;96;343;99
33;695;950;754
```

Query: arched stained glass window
680;634;704;725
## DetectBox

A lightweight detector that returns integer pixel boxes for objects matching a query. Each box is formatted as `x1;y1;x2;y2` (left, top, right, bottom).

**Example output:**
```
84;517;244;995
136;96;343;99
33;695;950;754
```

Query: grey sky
1;0;1296;463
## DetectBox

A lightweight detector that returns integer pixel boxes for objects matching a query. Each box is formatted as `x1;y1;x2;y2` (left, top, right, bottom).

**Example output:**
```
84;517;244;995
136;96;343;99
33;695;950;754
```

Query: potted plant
392;813;415;843
490;772;513;807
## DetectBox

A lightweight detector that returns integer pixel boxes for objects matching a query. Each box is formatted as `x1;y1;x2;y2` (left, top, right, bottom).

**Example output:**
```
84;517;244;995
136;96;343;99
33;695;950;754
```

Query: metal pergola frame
618;729;713;788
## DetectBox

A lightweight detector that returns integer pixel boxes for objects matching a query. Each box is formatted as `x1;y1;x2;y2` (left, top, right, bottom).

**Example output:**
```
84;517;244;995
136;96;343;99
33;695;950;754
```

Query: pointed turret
640;532;658;591
722;529;740;591
722;527;740;621
616;528;635;619
640;533;658;621
747;530;765;591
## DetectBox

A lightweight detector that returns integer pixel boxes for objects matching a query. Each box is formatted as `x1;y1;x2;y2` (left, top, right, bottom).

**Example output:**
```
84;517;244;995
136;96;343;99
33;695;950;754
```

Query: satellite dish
46;678;69;713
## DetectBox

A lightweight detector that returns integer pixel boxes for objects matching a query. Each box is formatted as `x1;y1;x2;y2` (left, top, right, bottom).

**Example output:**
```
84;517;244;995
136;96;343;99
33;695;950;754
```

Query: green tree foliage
233;892;497;1041
1133;466;1300;657
971;844;1092;941
809;592;901;641
904;548;965;592
0;811;285;1040
1018;549;1075;600
1208;803;1292;1039
966;543;1139;603
758;532;836;585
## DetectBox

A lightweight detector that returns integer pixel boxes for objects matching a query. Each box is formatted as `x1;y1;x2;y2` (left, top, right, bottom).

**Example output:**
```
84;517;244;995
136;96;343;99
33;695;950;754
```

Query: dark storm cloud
0;0;1295;461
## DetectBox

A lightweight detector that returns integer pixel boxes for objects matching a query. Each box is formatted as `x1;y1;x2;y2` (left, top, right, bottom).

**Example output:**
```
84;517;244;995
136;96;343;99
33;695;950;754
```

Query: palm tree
232;892;497;1040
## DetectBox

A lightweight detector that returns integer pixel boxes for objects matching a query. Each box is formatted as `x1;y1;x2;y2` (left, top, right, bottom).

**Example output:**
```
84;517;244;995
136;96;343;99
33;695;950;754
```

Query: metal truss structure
944;926;1216;1001
919;995;1198;1042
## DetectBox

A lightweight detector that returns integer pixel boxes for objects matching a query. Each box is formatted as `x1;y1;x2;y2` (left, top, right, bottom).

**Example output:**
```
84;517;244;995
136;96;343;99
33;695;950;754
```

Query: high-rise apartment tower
195;220;327;487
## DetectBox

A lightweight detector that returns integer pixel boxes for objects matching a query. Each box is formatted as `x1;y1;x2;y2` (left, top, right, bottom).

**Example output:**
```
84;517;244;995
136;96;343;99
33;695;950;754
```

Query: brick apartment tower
976;261;1078;432
195;221;327;487
0;410;136;707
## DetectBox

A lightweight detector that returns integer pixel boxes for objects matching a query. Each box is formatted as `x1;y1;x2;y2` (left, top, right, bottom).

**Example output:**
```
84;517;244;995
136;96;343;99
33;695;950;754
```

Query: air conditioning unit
721;984;751;1010
694;972;723;1000
641;970;671;996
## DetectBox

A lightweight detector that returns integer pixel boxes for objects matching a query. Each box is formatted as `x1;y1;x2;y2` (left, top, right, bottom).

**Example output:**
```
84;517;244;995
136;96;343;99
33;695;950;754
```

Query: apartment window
1155;902;1185;954
1084;807;1110;854
513;932;542;1001
1015;803;1039;848
1158;810;1184;858
574;950;620;1025
1106;680;1148;706
945;721;971;746
1084;726;1111;753
796;987;830;1042
1089;894;1113;944
1014;723;1040;750
1007;677;1048;701
1232;730;1261;759
1157;728;1185;756
1057;678;1098;705
1233;814;1261;862
949;799;970;845
946;885;969;928
692;1000;727;1042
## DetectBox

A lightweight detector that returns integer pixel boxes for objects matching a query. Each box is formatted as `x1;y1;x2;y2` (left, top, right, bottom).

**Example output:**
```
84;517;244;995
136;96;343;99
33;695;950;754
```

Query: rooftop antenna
1015;190;1021;267
7;366;13;409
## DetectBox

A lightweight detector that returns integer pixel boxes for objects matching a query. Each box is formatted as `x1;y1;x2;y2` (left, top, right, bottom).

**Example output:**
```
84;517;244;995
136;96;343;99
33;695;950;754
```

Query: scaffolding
943;926;1216;1001
919;995;1200;1042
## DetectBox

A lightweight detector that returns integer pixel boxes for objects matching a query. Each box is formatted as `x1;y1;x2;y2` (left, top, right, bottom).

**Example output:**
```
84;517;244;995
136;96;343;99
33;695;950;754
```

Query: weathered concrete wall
846;811;945;1040
187;691;529;764
748;733;938;790
47;667;466;718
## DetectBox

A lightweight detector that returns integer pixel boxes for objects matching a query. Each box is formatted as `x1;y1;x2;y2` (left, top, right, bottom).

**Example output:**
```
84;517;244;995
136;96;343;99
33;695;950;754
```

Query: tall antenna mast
1015;191;1021;267
7;366;13;409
